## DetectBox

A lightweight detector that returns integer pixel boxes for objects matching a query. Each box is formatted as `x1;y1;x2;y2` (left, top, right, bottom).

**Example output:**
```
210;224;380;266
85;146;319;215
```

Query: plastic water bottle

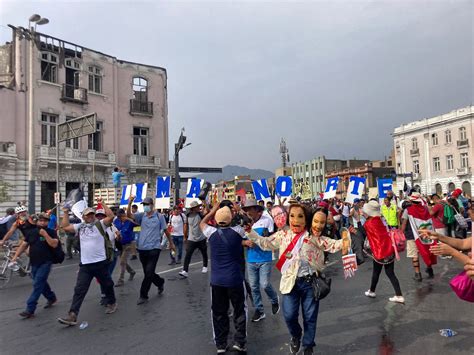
439;329;457;337
79;321;89;330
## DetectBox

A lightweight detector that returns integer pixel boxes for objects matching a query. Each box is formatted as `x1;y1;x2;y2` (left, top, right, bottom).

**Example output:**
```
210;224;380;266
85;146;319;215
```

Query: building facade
393;106;474;196
0;25;170;213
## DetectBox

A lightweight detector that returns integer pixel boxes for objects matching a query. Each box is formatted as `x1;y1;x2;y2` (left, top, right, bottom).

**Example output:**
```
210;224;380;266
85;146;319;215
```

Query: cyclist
0;205;35;246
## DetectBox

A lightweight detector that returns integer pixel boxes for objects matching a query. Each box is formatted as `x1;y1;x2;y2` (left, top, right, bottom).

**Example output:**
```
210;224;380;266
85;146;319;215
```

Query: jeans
70;260;116;315
170;235;184;262
342;216;349;228
247;262;278;313
138;249;164;299
282;278;320;349
26;262;56;313
183;239;208;272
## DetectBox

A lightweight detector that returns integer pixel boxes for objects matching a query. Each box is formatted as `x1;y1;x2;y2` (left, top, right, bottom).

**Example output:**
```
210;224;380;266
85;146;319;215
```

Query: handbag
450;271;474;302
311;272;332;301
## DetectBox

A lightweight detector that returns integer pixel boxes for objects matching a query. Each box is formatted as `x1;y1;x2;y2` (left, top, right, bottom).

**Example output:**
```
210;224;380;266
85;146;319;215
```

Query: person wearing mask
113;209;137;287
168;205;188;265
127;196;176;305
11;213;58;318
178;201;208;278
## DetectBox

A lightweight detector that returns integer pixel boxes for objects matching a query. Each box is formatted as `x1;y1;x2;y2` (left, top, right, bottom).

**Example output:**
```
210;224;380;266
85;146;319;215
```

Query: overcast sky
1;0;472;171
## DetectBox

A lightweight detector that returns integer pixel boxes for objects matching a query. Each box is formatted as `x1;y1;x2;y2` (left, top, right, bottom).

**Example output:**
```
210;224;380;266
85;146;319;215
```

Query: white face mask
143;206;152;213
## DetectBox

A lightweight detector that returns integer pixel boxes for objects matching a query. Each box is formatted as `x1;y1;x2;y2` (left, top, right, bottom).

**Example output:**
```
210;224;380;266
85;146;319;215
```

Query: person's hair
431;194;440;199
6;207;15;215
132;204;138;209
114;167;119;172
313;207;328;216
288;204;312;230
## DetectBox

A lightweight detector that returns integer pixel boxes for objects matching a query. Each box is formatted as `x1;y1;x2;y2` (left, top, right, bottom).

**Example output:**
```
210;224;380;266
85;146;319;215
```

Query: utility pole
174;128;191;204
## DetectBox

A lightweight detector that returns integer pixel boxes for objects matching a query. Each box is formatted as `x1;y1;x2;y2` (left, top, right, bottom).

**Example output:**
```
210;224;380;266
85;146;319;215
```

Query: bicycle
0;244;31;289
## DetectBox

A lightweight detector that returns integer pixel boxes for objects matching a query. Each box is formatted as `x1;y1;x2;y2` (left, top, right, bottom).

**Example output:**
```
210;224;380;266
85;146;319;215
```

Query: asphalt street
0;248;473;355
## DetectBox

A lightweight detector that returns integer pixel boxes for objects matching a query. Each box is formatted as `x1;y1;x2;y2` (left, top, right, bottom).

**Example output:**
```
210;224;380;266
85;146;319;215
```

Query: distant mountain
196;165;274;183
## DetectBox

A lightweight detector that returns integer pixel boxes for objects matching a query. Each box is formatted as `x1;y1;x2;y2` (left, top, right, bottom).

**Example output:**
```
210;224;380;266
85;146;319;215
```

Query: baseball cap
141;197;154;205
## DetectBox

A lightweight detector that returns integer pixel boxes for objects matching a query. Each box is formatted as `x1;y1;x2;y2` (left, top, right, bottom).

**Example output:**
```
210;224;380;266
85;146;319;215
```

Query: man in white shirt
169;206;188;265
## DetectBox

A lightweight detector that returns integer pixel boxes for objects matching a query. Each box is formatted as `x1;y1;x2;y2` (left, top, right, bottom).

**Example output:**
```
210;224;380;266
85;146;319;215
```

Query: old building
0;25;170;213
393;106;474;196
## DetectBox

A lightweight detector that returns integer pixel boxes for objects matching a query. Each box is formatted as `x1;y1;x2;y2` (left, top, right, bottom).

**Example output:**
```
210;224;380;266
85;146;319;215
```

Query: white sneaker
178;270;188;278
389;296;405;304
202;267;208;273
365;290;376;298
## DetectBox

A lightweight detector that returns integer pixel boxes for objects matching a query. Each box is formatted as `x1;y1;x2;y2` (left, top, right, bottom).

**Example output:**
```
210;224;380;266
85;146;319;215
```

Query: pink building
0;25;170;213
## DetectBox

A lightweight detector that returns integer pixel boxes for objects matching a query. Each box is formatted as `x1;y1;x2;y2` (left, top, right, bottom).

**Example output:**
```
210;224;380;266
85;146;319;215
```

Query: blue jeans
282;278;320;349
170;235;184;262
26;262;56;313
247;262;278;313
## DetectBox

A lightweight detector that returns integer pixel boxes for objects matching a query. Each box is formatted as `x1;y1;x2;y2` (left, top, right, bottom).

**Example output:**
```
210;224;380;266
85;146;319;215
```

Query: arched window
435;183;442;195
462;181;471;197
448;182;456;193
132;77;149;102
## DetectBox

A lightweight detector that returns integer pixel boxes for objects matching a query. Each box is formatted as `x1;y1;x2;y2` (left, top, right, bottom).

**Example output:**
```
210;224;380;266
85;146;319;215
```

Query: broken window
40;52;58;83
132;77;148;102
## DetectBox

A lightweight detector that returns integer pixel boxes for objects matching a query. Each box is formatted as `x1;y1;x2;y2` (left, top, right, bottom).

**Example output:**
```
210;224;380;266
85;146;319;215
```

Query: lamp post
27;14;49;214
174;128;191;204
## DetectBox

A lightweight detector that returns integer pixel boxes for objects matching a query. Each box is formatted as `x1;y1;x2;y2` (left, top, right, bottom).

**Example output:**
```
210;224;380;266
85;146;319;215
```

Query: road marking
158;261;203;275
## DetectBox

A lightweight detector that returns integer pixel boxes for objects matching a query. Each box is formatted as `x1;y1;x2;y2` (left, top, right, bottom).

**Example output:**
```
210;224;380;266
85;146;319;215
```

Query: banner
377;178;393;199
323;177;339;199
275;176;293;198
251;179;272;203
345;176;366;204
155;176;171;209
120;183;147;211
185;178;204;208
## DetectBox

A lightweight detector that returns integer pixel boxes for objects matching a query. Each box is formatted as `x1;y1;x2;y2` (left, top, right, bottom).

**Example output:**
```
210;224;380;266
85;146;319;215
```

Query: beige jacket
247;227;345;294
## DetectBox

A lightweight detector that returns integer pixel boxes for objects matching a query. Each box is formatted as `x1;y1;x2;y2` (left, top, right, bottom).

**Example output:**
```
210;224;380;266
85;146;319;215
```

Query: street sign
58;113;97;142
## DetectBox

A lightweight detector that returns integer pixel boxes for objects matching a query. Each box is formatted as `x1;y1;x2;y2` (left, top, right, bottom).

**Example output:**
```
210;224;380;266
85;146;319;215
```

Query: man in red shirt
429;194;446;235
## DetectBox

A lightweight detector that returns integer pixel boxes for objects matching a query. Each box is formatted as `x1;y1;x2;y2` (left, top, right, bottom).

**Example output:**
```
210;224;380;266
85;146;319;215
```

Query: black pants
211;284;247;348
183;239;208;272
70;260;115;315
369;260;402;296
138;249;164;299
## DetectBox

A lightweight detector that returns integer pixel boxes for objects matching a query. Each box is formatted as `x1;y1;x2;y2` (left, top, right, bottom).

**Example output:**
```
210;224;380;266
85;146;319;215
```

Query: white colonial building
393;106;474;196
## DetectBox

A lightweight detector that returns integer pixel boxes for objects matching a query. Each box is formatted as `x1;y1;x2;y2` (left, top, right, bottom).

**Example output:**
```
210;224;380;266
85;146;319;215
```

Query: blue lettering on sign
120;186;129;206
156;176;171;198
120;183;145;205
350;176;366;195
252;179;271;200
378;178;393;198
275;176;292;197
325;177;339;193
186;179;202;198
134;183;145;203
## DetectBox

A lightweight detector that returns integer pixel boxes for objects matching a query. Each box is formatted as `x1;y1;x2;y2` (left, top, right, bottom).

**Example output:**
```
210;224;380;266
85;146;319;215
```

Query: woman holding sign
246;204;350;355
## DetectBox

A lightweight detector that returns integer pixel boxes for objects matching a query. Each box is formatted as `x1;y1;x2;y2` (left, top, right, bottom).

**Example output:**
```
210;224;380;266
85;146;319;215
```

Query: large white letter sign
252;179;272;202
275;176;293;198
155;176;171;209
345;176;366;204
185;178;203;208
377;178;393;199
120;183;148;211
323;177;339;199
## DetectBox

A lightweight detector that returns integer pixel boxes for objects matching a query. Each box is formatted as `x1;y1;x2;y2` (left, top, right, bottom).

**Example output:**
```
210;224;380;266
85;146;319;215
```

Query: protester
0;207;19;244
169;205;187;265
46;209;57;229
11;212;58;318
361;200;404;303
65;214;81;259
113;208;137;286
130;204;139;260
127;196;176;305
0;205;32;245
179;201;208;278
112;167;126;188
428;194;447;235
58;200;117;326
381;197;399;229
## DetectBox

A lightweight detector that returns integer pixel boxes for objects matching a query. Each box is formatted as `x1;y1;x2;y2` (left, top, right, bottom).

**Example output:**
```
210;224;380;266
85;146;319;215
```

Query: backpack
51;238;65;264
443;204;455;225
390;229;406;253
82;221;114;263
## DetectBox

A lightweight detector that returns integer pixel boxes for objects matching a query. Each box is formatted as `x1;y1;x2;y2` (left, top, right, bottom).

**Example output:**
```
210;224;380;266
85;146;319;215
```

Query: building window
133;127;149;156
431;133;438;146
445;130;452;144
41;52;58;83
446;155;454;170
459;126;467;141
88;65;103;94
460;153;469;168
64;116;79;149
40;113;57;147
413;160;419;174
412;138;418;150
433;157;440;172
132;77;149;102
88;121;103;151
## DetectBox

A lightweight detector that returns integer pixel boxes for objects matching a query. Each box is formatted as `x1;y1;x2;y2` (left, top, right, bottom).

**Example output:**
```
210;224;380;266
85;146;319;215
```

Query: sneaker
290;337;301;354
44;298;57;309
179;270;188;278
216;345;227;354
365;290;376;298
129;271;136;281
105;303;118;314
388;296;405;304
426;267;434;279
158;279;165;295
303;347;314;355
202;267;208;273
232;343;247;352
19;311;34;319
271;299;280;315
413;273;422;282
115;280;124;287
58;312;77;326
251;310;266;322
137;297;148;305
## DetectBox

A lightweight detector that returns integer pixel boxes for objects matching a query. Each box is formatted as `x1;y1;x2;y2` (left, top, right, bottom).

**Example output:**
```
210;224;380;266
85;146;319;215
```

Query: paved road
0;249;473;355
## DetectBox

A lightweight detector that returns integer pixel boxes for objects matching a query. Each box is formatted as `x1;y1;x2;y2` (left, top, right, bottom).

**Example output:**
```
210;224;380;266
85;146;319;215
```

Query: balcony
127;154;161;172
61;84;88;104
456;167;471;176
35;146;116;168
410;148;419;156
457;139;469;148
130;99;153;116
0;142;18;168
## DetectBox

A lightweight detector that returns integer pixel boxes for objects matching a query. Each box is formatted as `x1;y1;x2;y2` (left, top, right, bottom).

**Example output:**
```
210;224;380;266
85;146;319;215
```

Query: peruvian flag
276;231;305;273
407;204;438;267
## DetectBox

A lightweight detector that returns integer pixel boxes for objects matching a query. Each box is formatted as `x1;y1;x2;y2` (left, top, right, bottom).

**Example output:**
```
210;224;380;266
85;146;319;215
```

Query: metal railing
457;139;469;148
61;84;88;104
130;99;153;115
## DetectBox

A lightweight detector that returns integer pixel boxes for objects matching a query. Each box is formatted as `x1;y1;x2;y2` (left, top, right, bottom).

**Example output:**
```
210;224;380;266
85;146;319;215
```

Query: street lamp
174;128;191;204
27;14;49;214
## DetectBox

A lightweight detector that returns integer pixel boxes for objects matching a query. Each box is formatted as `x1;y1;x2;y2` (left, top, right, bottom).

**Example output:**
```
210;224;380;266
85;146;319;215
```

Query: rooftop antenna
280;138;290;168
